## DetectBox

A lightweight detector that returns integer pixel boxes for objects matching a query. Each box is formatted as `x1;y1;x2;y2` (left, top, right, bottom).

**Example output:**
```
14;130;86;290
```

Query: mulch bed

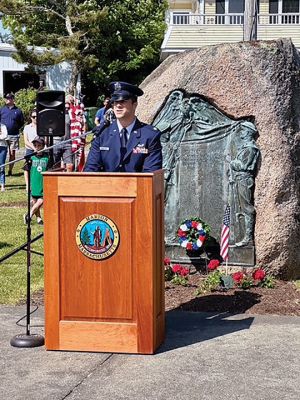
25;276;300;316
165;274;300;316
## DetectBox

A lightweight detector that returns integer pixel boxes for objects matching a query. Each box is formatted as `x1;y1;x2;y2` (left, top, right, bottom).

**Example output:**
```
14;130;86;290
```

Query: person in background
52;101;74;172
0;122;8;192
23;109;38;192
23;137;49;225
0;93;24;176
94;97;111;126
69;97;87;171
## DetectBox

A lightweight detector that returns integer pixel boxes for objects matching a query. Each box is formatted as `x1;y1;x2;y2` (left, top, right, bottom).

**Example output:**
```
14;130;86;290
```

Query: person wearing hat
23;136;49;225
84;81;162;172
0;93;24;175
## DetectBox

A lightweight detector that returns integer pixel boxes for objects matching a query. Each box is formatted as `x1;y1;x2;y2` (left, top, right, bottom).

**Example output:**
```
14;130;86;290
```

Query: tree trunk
68;61;79;97
244;0;257;41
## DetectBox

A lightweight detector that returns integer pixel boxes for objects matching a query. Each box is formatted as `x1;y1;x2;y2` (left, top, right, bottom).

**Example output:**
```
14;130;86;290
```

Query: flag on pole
220;205;230;261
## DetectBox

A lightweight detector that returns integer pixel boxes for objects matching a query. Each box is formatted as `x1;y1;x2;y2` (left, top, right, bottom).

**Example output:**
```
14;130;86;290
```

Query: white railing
169;12;300;26
258;13;300;24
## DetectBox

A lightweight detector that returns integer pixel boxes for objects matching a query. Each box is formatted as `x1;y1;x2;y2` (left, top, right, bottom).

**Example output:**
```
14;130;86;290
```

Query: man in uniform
84;81;162;172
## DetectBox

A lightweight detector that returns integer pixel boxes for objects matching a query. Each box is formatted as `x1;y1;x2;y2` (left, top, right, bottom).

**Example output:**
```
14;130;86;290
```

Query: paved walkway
0;306;299;400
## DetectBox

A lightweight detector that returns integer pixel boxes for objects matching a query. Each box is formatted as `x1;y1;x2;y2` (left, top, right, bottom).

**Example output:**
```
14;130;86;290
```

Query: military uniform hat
109;81;144;101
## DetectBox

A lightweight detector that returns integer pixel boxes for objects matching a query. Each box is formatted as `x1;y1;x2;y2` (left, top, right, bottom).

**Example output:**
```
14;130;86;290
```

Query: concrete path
0;306;299;400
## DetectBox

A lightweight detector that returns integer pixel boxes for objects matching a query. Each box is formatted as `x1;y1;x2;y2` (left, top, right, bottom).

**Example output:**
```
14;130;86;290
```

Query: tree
81;227;90;246
0;0;167;96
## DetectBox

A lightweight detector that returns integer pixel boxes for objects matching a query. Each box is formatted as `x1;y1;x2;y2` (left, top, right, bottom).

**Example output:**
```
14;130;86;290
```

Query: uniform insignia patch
133;144;149;154
114;82;122;91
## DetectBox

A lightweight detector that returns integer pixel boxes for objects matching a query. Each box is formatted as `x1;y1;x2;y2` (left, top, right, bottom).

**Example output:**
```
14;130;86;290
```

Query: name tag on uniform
100;146;109;151
133;144;148;154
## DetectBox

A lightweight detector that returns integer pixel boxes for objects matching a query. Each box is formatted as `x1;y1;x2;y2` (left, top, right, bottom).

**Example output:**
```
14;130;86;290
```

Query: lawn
0;159;44;304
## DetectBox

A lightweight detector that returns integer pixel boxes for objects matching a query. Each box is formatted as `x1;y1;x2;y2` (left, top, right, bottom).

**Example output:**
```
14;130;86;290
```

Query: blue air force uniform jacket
84;119;162;172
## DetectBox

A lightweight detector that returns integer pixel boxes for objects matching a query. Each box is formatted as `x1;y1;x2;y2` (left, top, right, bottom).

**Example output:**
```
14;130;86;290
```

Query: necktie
120;128;128;148
120;128;128;171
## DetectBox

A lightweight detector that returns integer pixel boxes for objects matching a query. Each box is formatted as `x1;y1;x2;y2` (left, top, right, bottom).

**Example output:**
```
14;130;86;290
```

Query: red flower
208;259;220;270
191;221;198;228
232;271;244;283
252;269;266;281
172;264;182;274
177;229;187;238
164;257;171;266
180;267;189;277
186;242;193;250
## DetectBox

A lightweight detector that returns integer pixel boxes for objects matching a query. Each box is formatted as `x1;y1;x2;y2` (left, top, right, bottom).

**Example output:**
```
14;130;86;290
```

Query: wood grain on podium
44;172;165;354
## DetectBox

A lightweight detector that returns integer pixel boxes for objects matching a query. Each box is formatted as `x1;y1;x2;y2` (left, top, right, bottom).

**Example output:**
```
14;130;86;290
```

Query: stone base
228;245;255;267
166;243;255;267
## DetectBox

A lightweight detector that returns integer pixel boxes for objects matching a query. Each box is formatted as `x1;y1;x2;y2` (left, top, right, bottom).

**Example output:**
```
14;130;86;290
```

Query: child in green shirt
23;137;49;225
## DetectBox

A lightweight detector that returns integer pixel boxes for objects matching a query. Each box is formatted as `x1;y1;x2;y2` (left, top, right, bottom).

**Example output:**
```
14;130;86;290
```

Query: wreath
177;217;210;251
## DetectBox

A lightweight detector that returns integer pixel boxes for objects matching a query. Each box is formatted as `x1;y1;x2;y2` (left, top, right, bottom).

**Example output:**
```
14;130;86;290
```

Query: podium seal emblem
76;214;120;260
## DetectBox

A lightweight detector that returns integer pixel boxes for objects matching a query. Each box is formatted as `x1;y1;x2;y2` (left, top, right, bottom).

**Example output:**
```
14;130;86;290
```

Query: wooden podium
43;171;165;354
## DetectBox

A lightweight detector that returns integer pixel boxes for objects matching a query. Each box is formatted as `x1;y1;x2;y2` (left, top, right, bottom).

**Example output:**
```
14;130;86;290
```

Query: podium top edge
43;169;164;177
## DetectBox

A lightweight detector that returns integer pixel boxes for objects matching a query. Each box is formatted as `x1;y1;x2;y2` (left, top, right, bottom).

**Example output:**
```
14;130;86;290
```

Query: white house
162;0;300;59
0;43;77;96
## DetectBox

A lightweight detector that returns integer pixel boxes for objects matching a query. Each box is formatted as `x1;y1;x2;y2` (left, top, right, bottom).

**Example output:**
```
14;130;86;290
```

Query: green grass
0;158;44;304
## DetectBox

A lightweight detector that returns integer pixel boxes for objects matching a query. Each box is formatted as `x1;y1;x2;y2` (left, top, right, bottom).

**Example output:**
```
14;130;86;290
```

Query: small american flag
220;205;230;262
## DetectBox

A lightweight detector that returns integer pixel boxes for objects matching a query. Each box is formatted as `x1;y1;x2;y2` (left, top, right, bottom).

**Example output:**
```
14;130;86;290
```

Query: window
215;0;245;24
228;0;244;13
282;0;299;13
216;0;225;14
269;0;278;13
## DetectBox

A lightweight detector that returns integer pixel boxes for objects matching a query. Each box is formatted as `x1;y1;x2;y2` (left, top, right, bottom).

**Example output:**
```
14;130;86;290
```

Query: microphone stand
10;153;44;348
3;128;96;348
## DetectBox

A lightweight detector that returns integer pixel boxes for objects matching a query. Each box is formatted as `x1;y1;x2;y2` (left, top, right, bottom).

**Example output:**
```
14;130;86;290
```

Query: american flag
220;205;230;261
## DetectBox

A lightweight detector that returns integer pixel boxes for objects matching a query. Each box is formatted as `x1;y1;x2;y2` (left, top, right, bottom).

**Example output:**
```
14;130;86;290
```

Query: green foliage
195;264;277;297
0;0;168;91
260;275;276;289
240;275;253;290
164;265;173;282
195;271;222;295
171;274;188;286
15;88;37;121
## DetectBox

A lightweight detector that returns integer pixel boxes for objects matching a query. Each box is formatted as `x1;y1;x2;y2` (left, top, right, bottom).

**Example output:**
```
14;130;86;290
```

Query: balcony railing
168;12;300;26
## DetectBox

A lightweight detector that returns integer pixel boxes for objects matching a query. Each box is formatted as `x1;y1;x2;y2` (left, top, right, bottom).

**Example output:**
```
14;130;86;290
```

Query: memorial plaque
153;90;260;266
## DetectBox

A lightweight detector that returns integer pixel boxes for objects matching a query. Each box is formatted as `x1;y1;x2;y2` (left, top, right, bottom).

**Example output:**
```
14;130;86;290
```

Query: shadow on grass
5;184;26;190
0;242;13;250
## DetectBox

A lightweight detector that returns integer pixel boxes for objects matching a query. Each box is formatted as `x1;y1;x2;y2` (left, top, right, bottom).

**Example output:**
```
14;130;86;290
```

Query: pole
244;0;257;41
10;155;44;348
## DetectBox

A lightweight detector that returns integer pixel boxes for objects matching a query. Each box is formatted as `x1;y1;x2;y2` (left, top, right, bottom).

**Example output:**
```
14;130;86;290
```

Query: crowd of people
0;82;162;225
0;92;92;224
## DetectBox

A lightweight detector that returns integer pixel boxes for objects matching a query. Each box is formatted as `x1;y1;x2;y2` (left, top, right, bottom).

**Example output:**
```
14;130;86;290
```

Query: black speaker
36;90;65;137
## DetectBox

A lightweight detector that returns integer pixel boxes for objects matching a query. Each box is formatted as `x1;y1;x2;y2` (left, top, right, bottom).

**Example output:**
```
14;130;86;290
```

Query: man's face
113;99;137;121
5;97;14;106
104;98;110;107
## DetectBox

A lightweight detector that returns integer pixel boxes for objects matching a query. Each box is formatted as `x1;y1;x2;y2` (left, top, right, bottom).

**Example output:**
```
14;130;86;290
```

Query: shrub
195;263;276;296
164;258;190;286
15;88;37;121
